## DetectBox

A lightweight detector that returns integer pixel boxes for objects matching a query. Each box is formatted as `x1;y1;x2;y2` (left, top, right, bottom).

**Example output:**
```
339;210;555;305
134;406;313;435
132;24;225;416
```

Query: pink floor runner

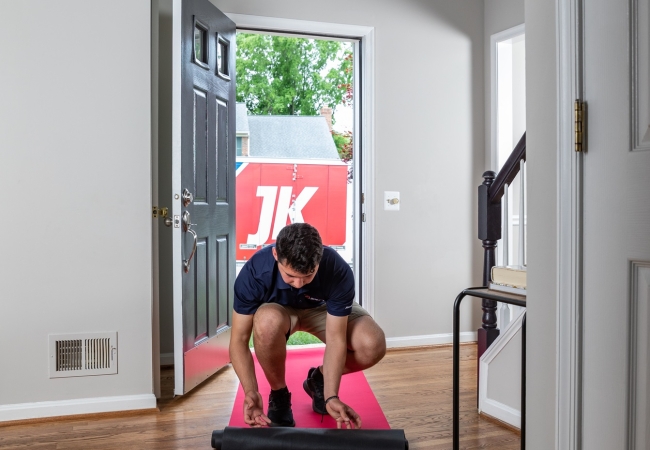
228;346;390;429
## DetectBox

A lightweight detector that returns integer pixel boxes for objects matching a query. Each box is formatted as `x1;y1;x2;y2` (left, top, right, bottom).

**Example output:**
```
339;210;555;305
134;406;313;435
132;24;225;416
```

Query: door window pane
194;27;204;62
192;17;209;69
217;35;230;79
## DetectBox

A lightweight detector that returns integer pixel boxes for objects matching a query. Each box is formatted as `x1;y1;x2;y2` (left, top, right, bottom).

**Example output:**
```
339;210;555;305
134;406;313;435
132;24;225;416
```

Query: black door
177;0;235;394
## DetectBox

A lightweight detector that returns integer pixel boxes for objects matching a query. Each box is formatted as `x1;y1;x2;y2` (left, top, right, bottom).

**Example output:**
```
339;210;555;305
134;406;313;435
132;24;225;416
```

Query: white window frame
225;14;376;316
490;23;526;171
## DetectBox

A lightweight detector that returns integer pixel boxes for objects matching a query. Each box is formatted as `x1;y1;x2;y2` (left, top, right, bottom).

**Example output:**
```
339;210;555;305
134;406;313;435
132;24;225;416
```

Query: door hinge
361;193;365;204
362;213;366;222
575;99;585;152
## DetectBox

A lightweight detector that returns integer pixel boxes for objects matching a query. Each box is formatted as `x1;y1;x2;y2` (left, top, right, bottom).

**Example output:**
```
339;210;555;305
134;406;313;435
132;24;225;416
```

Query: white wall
212;0;486;341
486;327;522;409
0;0;155;418
524;0;558;446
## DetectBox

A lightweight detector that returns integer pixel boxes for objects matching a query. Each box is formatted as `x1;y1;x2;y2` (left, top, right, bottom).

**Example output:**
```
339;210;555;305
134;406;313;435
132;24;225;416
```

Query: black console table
452;287;527;450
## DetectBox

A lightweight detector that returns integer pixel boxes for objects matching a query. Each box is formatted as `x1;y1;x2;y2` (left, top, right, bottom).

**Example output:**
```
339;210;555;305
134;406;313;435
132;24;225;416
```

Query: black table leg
521;313;526;450
452;292;466;450
452;289;525;450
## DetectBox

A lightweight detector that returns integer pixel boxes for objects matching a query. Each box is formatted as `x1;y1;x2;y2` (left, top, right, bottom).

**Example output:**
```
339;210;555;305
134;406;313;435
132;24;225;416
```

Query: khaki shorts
257;302;370;343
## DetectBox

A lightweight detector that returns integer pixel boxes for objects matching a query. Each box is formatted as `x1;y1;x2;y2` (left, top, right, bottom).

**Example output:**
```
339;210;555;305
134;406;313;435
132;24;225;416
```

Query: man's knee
350;318;386;366
253;304;290;342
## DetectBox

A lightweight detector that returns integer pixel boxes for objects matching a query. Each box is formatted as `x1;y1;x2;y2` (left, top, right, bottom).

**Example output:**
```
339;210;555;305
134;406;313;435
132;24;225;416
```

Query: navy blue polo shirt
234;246;355;317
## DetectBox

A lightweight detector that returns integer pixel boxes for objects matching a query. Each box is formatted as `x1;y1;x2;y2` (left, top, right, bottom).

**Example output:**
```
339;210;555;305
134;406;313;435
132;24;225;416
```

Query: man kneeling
229;223;386;429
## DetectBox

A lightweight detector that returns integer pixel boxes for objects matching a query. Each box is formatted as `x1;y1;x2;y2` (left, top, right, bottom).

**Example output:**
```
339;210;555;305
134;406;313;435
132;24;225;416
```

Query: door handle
182;210;197;273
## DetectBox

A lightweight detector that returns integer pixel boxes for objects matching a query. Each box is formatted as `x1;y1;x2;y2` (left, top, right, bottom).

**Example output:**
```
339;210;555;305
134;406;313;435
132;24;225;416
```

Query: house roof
236;103;249;134
236;105;339;160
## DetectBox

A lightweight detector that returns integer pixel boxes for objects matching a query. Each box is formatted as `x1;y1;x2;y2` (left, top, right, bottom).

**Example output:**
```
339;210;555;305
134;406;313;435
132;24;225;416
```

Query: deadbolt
182;188;194;207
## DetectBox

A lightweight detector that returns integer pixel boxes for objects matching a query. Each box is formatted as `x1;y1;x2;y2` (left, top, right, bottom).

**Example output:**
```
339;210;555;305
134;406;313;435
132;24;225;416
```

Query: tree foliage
236;33;353;118
332;130;352;162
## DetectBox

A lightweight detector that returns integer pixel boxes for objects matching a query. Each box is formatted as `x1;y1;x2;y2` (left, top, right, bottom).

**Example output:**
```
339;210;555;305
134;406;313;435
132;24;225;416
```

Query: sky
333;104;353;132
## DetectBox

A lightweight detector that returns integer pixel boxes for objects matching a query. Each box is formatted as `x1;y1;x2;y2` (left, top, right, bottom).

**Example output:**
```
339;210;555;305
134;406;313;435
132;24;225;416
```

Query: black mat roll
211;426;409;450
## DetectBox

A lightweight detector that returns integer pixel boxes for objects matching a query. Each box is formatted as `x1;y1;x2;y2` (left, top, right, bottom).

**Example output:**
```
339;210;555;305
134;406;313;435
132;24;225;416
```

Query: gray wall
0;0;154;407
212;0;486;339
524;0;558;446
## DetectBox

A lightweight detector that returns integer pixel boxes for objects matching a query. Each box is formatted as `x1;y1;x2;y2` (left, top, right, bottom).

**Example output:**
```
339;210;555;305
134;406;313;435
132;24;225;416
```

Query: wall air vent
49;332;117;378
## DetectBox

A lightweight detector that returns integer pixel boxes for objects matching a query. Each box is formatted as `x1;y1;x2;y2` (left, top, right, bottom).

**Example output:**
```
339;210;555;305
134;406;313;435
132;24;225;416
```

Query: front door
174;0;235;395
581;0;650;447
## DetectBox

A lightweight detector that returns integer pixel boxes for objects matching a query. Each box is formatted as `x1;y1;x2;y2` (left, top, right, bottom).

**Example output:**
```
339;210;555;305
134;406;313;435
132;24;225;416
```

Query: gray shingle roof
236;103;249;134
246;115;339;159
235;104;340;159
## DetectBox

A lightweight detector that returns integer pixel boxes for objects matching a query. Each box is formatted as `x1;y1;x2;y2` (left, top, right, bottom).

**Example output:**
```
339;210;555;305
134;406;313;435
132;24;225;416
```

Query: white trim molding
225;14;373;39
386;332;477;349
557;0;584;448
627;262;650;450
479;309;526;429
160;352;175;366
224;14;376;317
171;0;184;397
0;394;157;423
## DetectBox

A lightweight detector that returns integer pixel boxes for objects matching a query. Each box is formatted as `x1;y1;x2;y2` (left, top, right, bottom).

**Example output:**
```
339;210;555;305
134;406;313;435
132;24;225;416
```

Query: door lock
182;188;194;207
153;206;173;227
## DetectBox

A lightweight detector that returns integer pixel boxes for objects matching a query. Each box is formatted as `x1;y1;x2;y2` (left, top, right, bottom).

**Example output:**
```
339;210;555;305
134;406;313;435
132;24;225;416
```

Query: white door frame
224;14;377;317
556;0;583;447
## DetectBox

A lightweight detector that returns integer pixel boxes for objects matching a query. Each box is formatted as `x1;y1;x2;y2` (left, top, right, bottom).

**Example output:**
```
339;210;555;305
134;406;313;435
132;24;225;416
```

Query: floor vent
49;332;117;378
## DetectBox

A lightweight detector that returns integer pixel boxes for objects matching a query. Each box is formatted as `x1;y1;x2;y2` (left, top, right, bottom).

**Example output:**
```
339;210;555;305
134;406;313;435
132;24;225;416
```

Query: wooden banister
488;132;526;203
477;132;526;363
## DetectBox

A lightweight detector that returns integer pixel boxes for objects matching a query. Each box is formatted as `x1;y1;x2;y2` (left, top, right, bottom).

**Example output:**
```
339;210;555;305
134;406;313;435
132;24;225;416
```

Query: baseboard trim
160;352;174;366
0;394;157;423
479;411;521;434
386;332;477;348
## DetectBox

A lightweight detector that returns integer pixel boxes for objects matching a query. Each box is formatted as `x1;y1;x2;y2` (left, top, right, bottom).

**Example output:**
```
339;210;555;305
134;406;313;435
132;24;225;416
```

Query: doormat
228;346;390;429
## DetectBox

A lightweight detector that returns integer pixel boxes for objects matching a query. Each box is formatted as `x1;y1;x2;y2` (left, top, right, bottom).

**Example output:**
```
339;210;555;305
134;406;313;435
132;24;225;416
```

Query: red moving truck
236;157;350;264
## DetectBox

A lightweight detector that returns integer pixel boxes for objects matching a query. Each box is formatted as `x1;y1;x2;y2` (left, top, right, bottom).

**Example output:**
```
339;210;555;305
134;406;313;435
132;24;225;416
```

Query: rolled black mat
211;427;409;450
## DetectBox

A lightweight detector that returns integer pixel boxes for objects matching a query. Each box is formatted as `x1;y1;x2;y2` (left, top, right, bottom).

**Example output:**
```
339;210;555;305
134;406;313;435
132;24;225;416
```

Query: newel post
477;171;501;358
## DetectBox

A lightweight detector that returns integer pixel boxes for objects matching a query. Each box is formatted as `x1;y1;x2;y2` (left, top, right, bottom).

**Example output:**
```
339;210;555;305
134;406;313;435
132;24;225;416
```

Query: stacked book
489;265;526;296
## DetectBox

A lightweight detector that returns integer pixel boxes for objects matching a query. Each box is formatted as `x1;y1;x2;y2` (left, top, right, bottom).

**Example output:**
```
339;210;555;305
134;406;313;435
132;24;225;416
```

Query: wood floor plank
0;344;520;450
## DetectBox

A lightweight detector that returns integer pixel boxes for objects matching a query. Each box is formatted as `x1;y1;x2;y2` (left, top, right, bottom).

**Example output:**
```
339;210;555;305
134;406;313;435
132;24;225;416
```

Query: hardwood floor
0;344;519;449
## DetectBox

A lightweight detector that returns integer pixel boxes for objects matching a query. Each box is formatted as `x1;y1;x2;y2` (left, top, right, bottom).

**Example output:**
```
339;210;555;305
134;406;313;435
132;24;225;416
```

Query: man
230;223;386;429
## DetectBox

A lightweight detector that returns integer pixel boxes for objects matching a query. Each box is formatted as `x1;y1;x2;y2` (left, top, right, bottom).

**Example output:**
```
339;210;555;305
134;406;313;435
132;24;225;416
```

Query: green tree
332;130;352;162
236;33;353;119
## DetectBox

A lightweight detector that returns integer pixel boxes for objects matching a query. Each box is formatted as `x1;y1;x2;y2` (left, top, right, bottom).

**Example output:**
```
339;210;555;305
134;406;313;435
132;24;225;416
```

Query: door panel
216;236;229;329
176;0;235;395
582;0;650;447
194;88;209;204
216;98;230;201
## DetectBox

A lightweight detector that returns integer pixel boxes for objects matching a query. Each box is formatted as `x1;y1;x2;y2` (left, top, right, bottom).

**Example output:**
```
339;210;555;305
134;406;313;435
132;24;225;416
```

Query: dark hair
275;223;323;274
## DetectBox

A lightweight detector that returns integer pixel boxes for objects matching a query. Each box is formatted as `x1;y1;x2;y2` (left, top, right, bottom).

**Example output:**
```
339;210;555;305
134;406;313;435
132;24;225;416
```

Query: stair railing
477;132;526;358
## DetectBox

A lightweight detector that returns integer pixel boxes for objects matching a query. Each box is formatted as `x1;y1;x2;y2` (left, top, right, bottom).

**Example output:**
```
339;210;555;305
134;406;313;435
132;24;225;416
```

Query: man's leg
300;304;386;414
343;314;386;373
252;303;293;390
299;304;387;374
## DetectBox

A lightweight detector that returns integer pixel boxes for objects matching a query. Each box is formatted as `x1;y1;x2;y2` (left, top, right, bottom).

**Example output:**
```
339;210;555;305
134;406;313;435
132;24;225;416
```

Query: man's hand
326;398;362;429
243;390;271;427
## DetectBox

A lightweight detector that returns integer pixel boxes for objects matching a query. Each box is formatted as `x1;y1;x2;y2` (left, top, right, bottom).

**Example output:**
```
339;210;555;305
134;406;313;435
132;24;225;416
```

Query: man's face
273;248;318;289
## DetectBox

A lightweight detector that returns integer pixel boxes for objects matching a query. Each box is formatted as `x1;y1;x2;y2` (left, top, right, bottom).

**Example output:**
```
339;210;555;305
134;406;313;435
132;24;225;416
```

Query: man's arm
323;313;362;429
229;310;270;427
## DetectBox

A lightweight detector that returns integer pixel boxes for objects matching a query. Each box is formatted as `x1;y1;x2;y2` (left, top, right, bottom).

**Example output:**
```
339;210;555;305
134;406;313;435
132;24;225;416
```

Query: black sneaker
302;367;327;414
267;388;295;427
